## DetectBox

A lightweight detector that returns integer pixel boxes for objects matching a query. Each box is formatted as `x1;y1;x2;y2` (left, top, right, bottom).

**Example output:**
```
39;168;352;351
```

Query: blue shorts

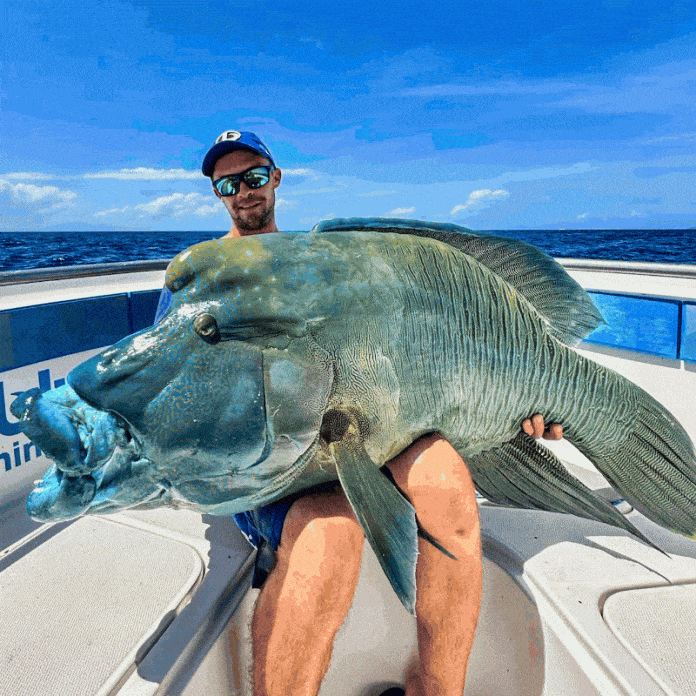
232;483;339;588
233;499;297;553
234;501;297;588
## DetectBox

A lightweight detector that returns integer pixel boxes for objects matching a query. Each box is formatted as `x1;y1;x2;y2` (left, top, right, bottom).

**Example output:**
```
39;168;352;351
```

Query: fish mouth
28;468;100;521
12;385;146;521
27;413;149;521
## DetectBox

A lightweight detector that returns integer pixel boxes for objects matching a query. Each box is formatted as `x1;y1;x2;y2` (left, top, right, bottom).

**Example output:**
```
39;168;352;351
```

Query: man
198;130;562;696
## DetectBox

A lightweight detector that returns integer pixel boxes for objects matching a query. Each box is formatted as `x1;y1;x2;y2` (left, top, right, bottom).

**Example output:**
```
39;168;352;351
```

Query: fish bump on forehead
165;236;275;297
164;234;351;318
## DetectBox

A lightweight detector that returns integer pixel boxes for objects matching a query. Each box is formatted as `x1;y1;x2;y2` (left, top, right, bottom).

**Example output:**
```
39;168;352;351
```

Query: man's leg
251;435;482;696
386;435;483;696
251;486;365;696
249;421;555;696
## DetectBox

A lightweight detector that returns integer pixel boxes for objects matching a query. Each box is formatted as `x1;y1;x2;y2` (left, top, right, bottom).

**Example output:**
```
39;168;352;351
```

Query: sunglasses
213;165;275;197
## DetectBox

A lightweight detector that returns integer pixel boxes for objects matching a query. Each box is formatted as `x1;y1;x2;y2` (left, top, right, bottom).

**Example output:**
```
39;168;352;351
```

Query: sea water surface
1;228;695;272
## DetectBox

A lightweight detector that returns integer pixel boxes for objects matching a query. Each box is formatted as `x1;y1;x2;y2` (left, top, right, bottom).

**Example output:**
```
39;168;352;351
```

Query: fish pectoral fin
330;436;419;614
416;521;457;559
467;432;660;550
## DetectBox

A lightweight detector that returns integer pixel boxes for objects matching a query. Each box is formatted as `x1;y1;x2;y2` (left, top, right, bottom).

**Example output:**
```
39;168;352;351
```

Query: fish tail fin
584;390;696;540
467;432;659;549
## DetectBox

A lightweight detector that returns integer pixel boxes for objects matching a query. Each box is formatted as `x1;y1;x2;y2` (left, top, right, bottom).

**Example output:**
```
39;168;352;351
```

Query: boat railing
560;258;696;278
2;257;696;287
2;257;696;371
0;259;170;287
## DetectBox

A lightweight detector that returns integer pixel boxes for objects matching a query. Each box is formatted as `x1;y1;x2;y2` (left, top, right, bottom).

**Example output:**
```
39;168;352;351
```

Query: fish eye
193;312;221;344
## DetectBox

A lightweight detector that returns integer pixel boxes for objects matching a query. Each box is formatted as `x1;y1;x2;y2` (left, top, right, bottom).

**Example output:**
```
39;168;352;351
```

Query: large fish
11;219;696;612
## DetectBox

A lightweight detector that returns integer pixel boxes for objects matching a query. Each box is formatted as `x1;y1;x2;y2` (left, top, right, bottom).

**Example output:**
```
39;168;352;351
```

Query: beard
233;198;274;232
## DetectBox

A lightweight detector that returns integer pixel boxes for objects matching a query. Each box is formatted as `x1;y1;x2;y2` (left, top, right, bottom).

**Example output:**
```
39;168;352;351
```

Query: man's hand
522;414;563;440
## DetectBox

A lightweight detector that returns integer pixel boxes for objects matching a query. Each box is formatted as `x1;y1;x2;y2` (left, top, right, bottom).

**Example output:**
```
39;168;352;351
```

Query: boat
1;254;696;696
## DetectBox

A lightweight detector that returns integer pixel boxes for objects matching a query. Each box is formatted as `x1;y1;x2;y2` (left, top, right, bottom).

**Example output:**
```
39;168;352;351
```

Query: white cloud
494;163;594;185
284;185;348;195
95;192;213;220
552;62;696;114
637;132;696;144
386;206;416;216
0;178;79;230
3;172;56;181
299;36;325;50
401;80;581;98
134;192;200;215
0;179;77;208
451;189;509;216
85;167;203;180
275;197;297;210
193;203;222;217
299;213;336;226
94;206;129;217
283;168;321;179
359;189;398;197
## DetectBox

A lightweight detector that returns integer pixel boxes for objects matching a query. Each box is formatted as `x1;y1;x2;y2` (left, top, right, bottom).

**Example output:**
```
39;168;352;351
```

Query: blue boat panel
681;303;696;363
0;295;130;372
2;287;694;374
585;292;680;359
129;290;162;333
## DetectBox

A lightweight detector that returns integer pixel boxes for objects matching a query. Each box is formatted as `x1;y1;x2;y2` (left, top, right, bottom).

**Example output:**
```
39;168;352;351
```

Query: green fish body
13;219;696;612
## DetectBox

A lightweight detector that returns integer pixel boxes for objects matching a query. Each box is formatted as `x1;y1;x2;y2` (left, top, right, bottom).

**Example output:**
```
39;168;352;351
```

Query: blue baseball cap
202;130;275;177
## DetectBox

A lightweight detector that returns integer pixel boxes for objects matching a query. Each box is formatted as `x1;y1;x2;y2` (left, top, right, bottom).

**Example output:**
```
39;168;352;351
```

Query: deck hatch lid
0;517;203;696
604;583;696;695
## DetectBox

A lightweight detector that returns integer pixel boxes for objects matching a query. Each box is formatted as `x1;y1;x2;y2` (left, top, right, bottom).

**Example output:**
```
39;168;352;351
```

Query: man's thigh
278;484;363;555
237;484;364;587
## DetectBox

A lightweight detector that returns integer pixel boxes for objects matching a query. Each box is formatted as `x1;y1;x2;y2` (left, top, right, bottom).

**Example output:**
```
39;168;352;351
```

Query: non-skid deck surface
604;584;696;696
0;517;203;696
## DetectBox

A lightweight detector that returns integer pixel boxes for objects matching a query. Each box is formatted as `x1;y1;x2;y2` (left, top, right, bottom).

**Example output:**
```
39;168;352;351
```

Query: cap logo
216;130;242;144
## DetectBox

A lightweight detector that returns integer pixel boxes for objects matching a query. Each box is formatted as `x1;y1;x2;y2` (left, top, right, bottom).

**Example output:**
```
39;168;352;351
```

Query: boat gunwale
2;257;696;288
0;260;170;287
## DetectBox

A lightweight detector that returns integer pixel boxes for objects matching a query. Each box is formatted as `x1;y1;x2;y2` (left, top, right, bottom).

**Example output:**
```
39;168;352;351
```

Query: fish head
15;235;334;520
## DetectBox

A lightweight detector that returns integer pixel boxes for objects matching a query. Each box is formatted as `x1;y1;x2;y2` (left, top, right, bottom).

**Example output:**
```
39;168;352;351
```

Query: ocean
1;228;695;272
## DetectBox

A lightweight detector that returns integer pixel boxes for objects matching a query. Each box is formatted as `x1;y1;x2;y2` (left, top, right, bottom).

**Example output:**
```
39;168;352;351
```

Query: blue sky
1;0;695;231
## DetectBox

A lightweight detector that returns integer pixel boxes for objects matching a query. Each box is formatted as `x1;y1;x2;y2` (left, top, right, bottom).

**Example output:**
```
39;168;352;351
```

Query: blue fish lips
10;385;127;476
11;384;139;521
27;468;99;521
11;387;83;472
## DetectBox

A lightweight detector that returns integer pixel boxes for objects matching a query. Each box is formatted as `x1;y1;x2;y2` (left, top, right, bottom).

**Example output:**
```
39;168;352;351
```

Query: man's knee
387;435;480;542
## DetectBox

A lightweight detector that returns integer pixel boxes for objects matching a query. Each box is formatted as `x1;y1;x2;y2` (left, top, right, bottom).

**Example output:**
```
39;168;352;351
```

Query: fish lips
27;467;98;521
10;384;142;521
27;443;154;521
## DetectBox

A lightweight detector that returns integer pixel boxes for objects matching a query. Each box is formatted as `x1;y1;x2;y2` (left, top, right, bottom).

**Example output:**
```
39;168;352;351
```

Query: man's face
212;149;282;235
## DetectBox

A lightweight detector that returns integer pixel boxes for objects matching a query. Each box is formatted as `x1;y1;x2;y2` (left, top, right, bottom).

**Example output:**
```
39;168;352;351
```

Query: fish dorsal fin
312;217;603;346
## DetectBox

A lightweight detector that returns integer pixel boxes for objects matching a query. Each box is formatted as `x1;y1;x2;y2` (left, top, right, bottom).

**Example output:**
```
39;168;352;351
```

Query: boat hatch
0;516;203;696
604;584;696;695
